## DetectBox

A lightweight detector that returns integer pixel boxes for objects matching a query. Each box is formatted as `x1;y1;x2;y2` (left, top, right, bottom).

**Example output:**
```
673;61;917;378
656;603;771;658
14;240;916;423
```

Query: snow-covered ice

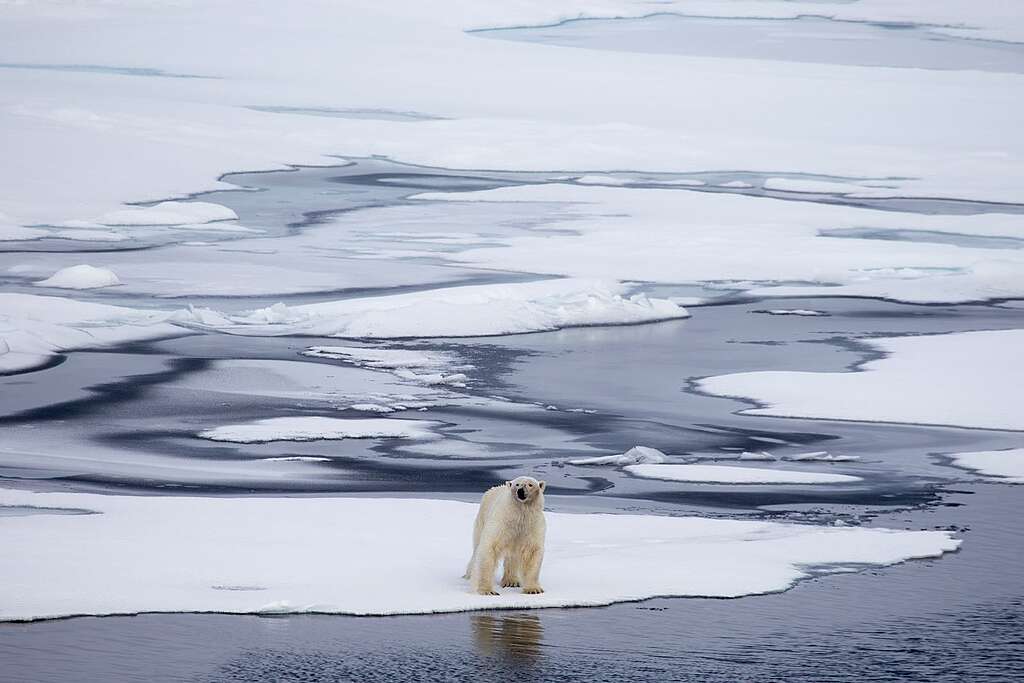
738;451;777;461
949;449;1024;483
1;0;1022;238
348;403;397;413
625;464;862;485
96;201;237;227
570;446;667;466
34;264;121;290
0;293;185;374
698;330;1024;431
0;488;958;621
417;184;1024;304
183;279;687;339
197;417;442;444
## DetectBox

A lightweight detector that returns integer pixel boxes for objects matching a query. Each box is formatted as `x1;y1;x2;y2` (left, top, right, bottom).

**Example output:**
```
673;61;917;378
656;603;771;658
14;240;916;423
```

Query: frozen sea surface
475;13;1024;74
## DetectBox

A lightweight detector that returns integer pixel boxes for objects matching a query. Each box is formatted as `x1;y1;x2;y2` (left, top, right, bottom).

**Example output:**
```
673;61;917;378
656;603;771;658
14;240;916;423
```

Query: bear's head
507;476;545;504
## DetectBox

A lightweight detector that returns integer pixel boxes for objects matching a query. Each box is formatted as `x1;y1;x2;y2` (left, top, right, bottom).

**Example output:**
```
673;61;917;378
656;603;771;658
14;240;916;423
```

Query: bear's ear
538;480;546;491
506;480;513;487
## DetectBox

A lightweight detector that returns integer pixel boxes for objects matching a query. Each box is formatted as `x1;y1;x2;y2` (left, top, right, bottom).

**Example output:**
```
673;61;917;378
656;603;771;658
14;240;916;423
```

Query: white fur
463;476;547;595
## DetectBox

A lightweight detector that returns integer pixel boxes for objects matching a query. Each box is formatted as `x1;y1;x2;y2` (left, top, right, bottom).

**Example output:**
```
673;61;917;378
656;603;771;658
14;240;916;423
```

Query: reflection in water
472;613;545;661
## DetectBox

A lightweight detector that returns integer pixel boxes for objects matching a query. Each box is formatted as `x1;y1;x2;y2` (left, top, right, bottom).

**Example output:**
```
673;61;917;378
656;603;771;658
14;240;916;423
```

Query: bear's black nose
517;488;527;500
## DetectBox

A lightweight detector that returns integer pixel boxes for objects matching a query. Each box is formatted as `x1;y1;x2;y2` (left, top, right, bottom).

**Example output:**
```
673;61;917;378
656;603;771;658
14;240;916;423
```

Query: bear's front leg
519;543;545;594
500;554;520;588
472;541;501;595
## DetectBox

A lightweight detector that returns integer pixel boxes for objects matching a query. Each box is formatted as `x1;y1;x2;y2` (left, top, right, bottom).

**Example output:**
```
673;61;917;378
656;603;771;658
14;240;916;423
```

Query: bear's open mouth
516;488;527;501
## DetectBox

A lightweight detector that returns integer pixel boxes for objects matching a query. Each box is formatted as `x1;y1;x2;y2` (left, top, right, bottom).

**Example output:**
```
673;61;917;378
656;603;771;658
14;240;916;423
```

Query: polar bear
464;476;547;595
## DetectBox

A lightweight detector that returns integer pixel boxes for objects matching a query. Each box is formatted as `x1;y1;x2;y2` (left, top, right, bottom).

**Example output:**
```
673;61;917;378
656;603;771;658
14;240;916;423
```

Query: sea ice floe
348;403;397;413
96;201;238;226
197;416;442;443
948;448;1024;483
699;329;1024;431
0;488;959;621
418;184;1024;304
738;451;776;461
625;464;862;484
181;279;687;339
0;215;47;241
34;264;121;290
569;445;667;466
0;293;185;374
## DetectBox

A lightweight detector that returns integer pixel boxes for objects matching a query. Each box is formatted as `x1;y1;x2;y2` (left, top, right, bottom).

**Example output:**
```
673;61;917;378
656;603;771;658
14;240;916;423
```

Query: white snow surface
570;446;667;466
949;449;1024;483
626;464;862;484
1;0;1023;237
0;488;959;621
417;185;1024;304
34;264;121;290
183;279;687;339
0;293;185;374
96;201;237;226
197;417;441;444
698;330;1024;431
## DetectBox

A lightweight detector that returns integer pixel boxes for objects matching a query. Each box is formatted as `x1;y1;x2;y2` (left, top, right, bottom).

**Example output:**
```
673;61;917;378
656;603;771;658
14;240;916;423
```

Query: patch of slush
96;202;238;227
570;446;667;466
625;464;862;485
34;265;121;290
0;489;959;621
304;346;471;387
949;448;1024;483
197;416;442;444
181;279;687;339
699;329;1024;431
784;452;861;463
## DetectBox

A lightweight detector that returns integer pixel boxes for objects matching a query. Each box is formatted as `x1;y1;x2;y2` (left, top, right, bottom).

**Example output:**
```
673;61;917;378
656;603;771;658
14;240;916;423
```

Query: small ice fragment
738;451;776;461
35;265;121;290
570;445;667;466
